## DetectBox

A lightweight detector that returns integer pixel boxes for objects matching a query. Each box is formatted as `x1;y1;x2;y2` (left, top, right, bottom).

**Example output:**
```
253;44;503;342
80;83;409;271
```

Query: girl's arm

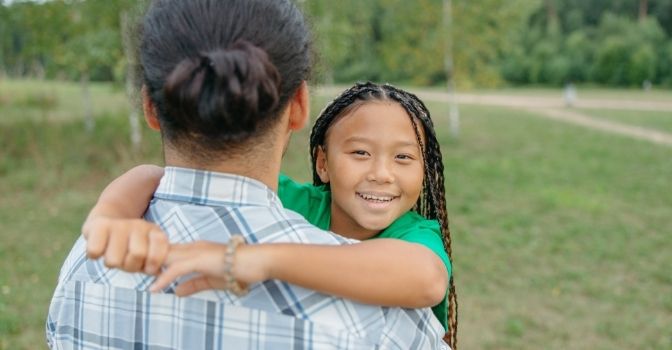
254;239;448;307
84;164;164;222
87;168;447;307
82;164;167;274
154;238;448;308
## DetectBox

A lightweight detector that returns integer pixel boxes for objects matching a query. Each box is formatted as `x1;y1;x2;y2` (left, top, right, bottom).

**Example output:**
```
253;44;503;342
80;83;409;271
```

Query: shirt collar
154;166;281;208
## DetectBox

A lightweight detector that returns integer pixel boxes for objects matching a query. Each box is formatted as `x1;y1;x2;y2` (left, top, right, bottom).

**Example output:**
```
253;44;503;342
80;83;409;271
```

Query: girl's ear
315;146;330;183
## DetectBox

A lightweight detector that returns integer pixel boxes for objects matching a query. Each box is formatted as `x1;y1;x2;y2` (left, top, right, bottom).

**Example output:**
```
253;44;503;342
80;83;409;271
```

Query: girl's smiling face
315;101;425;240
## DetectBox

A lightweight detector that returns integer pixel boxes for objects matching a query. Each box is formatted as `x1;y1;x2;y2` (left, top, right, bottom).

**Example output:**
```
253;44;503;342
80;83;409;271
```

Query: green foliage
2;0;672;87
0;0;136;81
302;0;383;83
452;0;541;88
504;10;672;87
377;0;444;85
591;15;666;86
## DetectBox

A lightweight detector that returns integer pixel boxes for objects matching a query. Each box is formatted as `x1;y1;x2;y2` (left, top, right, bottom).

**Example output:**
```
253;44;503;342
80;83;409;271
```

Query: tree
453;0;541;87
49;0;134;131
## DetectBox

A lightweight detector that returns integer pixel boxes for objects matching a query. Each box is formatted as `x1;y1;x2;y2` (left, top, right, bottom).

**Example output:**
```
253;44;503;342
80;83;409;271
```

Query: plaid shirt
47;167;449;349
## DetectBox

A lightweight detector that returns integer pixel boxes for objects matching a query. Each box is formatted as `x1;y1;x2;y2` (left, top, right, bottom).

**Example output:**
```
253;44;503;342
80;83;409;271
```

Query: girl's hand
82;217;169;275
150;241;271;296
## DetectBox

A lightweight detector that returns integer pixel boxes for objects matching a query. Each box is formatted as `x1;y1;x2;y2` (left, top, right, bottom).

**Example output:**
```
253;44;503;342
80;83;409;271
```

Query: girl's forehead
331;101;404;127
325;100;426;145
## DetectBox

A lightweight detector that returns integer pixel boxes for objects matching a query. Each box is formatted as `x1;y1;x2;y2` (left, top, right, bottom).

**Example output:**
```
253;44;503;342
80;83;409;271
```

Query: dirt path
525;108;672;146
315;87;672;147
420;91;672;112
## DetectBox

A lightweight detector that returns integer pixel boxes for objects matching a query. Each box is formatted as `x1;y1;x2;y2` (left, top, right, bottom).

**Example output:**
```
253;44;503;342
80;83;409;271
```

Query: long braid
384;86;458;349
309;82;458;349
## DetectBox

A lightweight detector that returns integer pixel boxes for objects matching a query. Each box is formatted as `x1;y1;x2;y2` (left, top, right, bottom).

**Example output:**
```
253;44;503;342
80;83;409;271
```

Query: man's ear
142;86;161;131
315;146;330;183
287;81;309;131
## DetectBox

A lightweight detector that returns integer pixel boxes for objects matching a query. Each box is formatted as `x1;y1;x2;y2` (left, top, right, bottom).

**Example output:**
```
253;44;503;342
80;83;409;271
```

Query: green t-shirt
277;174;451;331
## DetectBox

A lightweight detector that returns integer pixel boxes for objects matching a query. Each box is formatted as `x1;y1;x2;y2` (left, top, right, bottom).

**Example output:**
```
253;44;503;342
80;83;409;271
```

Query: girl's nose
366;159;395;184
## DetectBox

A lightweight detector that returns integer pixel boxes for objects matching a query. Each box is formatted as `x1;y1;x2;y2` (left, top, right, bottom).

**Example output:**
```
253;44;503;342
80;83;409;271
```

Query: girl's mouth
356;192;398;209
357;192;394;202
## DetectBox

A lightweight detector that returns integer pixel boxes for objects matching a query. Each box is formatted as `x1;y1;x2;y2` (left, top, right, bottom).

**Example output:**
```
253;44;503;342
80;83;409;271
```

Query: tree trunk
639;0;648;22
121;11;142;151
443;0;460;138
81;72;94;133
545;0;559;34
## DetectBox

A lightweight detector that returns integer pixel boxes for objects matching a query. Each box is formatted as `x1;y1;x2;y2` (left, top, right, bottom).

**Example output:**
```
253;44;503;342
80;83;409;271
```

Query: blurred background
0;0;670;349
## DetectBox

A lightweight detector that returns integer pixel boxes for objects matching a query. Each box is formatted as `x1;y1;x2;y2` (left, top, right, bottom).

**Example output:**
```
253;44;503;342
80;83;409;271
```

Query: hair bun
163;40;281;139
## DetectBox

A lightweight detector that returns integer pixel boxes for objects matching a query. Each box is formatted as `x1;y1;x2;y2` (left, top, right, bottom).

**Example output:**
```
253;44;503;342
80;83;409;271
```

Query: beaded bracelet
224;235;249;296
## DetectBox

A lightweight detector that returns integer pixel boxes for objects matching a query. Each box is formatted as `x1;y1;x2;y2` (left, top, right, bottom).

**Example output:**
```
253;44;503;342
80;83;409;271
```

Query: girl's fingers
149;258;197;292
122;229;149;272
103;230;129;268
144;230;169;275
86;225;110;259
174;276;226;297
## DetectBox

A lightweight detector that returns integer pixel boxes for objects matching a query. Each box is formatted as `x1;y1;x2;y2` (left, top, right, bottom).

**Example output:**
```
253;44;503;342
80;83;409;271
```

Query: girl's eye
396;154;415;161
351;150;369;157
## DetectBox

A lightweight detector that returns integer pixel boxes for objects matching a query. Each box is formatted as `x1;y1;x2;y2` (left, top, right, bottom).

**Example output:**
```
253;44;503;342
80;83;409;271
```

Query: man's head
139;0;311;166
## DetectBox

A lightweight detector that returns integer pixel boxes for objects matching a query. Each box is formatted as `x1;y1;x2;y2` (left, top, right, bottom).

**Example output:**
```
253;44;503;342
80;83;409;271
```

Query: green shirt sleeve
375;211;451;331
277;173;332;231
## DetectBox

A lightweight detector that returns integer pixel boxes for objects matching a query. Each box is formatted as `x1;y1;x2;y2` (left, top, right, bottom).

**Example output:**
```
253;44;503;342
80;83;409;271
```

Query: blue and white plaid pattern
47;167;449;349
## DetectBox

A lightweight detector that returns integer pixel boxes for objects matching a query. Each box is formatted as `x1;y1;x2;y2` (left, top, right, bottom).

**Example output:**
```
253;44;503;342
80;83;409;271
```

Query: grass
425;103;671;349
472;86;672;102
416;84;672;102
575;108;672;134
1;80;671;349
0;78;128;123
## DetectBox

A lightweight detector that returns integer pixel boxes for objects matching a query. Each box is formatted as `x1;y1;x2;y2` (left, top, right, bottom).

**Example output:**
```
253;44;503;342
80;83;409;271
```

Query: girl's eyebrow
342;136;373;144
343;136;419;148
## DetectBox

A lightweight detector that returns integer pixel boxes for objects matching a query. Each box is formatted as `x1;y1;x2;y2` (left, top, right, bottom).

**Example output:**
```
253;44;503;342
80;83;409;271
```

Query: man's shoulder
271;206;352;245
149;198;351;246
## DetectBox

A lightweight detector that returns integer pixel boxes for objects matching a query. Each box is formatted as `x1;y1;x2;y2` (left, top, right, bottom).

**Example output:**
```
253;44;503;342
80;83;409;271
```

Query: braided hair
309;82;458;348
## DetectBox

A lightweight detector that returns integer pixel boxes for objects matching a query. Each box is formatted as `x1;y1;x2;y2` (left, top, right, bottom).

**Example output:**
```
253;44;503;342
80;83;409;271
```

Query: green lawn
576;108;672;134
0;79;128;123
426;102;671;349
1;81;671;349
416;84;672;102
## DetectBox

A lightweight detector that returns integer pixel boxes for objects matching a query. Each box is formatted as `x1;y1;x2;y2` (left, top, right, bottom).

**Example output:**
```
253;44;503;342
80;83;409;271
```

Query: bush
591;37;630;85
628;45;657;85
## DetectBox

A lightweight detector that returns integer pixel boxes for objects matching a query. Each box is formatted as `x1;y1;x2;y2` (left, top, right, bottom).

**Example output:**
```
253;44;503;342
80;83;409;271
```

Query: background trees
1;0;671;88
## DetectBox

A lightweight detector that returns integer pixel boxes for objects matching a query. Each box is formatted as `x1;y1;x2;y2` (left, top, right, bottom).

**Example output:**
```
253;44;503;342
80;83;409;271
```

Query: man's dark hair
140;0;311;159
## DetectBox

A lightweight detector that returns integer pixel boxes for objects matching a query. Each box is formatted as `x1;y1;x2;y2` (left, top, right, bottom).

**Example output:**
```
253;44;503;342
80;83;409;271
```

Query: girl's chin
358;220;394;234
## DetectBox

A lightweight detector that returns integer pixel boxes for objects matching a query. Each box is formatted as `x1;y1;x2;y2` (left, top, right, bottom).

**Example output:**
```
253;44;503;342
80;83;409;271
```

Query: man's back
48;167;448;349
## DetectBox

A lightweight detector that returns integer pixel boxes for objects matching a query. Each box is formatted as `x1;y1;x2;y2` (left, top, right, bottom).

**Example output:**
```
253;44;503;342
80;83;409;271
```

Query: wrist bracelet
224;235;248;296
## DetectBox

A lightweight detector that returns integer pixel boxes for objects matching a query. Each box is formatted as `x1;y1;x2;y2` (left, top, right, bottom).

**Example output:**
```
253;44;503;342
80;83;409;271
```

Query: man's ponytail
163;40;281;141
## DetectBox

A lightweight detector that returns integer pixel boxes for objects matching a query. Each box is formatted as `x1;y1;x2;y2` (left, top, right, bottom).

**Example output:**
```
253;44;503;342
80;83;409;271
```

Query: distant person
83;82;458;347
642;80;652;92
46;0;449;349
564;81;577;107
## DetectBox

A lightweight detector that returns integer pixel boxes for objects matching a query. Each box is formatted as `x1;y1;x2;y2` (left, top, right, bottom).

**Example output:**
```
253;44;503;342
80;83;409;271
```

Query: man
47;0;448;348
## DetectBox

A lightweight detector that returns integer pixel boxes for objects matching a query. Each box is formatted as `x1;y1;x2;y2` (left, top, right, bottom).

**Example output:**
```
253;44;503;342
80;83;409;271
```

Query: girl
85;82;458;348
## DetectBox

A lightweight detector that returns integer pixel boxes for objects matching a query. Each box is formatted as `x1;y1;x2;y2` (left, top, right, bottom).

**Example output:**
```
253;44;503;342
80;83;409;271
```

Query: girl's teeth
359;193;393;202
